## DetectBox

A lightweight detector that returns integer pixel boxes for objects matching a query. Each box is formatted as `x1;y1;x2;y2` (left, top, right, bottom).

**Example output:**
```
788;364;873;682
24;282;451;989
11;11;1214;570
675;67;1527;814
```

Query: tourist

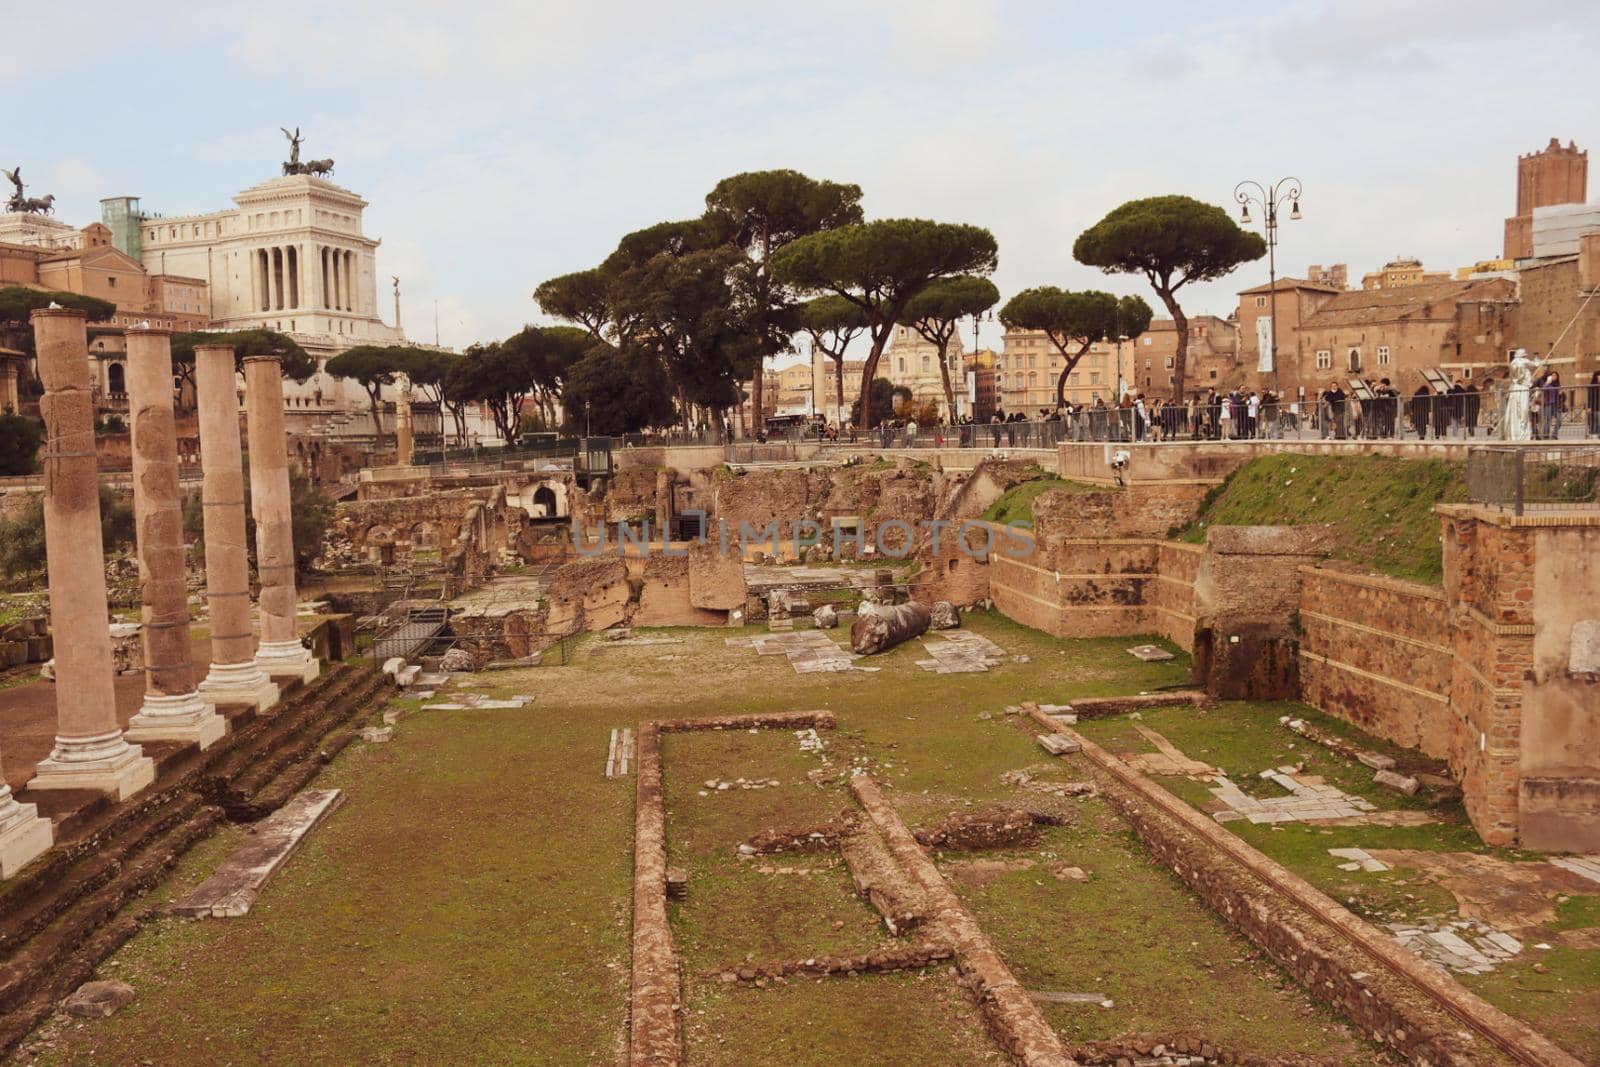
1245;390;1260;439
1541;370;1563;439
1589;371;1600;437
1410;383;1432;439
1320;380;1347;440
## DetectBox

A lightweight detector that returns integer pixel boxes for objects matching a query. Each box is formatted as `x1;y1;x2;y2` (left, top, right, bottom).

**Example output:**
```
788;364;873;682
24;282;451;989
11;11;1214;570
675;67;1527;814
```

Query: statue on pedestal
1501;348;1543;442
280;128;334;178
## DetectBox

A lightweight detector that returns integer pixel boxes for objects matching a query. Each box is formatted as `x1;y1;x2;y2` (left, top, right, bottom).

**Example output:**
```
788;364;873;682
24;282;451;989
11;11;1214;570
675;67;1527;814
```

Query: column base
254;640;322;685
125;691;228;750
198;660;281;712
28;732;156;801
0;790;53;879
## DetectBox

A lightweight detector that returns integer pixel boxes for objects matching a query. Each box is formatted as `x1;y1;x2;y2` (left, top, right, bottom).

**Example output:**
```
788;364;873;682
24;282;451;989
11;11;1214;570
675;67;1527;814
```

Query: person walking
1321;380;1347;440
1411;383;1431;439
1541;370;1563;439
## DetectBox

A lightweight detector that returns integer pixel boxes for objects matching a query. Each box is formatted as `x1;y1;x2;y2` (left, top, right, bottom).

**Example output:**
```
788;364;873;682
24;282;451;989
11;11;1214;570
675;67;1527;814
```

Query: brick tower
1504;138;1588;260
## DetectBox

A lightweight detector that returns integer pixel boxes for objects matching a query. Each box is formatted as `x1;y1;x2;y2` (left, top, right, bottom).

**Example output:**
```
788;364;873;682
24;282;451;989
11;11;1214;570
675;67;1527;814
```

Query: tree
0;485;133;579
771;219;998;430
999;288;1153;406
1073;196;1264;401
182;467;331;574
850;378;900;428
560;342;675;435
441;341;528;443
0;288;116;375
0;413;43;474
533;268;613;340
704;170;863;433
170;328;314;407
899;276;999;418
501;325;590;428
797;295;868;425
324;345;400;445
393;347;455;444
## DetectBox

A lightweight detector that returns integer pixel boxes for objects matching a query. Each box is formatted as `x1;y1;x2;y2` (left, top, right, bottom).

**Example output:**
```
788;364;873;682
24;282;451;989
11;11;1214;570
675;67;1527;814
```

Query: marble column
394;373;414;467
245;355;320;683
0;765;52;877
27;308;156;799
194;345;280;710
122;327;228;749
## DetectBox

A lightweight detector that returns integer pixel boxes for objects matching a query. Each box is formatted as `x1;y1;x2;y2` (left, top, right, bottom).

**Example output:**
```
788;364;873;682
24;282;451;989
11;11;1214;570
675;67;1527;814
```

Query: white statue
1501;348;1541;442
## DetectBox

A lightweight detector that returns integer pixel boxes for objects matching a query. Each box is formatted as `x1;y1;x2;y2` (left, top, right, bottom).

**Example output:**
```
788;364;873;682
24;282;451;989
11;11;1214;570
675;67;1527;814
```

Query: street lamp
1233;177;1303;396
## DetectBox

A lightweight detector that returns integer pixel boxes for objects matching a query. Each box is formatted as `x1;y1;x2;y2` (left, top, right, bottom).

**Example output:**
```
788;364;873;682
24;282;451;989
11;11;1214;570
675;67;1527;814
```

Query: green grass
1175;454;1467;583
1554;894;1600;932
21;617;1377;1064
980;477;1099;525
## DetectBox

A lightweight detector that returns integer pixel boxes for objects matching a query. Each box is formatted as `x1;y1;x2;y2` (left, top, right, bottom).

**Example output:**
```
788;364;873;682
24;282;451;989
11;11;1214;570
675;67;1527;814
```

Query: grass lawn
21;615;1397;1063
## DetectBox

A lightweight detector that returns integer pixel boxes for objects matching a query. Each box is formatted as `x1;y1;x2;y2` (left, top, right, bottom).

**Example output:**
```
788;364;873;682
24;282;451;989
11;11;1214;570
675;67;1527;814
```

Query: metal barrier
1466;446;1600;515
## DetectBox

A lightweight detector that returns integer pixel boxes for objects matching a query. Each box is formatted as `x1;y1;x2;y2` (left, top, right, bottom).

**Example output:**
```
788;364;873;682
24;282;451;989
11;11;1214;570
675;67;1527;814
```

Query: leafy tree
1073;196;1264;400
324;345;400;445
0;485;133;578
182;466;331;574
441;342;525;443
704;170;863;432
392;347;455;443
771;219;998;430
899;276;998;417
849;378;900;428
533;268;614;340
502;325;590;428
0;413;43;474
169;328;314;407
560;342;676;435
999;288;1152;406
0;287;117;359
798;295;868;424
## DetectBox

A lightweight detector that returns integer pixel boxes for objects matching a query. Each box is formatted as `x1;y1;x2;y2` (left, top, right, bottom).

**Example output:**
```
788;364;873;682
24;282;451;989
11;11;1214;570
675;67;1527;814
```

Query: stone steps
0;661;387;1058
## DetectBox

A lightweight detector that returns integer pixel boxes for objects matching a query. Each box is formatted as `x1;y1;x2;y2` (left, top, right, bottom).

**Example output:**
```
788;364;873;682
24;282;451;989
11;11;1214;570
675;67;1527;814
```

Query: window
107;276;116;288
898;358;906;373
1255;296;1267;308
1070;373;1080;385
920;355;929;372
1464;367;1474;379
1376;346;1390;366
1209;370;1218;379
1315;349;1332;370
1144;358;1152;370
1090;372;1101;385
1142;337;1152;346
1347;348;1361;372
1164;356;1174;368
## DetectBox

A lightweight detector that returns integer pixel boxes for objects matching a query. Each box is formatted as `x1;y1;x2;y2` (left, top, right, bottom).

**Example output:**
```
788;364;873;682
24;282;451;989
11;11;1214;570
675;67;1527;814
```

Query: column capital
127;324;173;338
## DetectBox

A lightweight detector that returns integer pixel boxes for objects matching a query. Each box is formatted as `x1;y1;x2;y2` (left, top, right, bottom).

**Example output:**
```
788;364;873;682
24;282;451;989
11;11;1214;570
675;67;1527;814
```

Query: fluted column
122;327;228;749
245;355;319;683
27;308;156;799
194;345;280;711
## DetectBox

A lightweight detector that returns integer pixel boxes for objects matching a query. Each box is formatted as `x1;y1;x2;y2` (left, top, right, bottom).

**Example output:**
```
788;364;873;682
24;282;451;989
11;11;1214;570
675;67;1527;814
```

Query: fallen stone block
1026;990;1112;1008
63;980;135;1019
360;726;394;743
170;789;343;919
1126;643;1174;662
1357;751;1397;771
813;604;839;629
929;601;960;630
1374;769;1420;796
1037;733;1080;756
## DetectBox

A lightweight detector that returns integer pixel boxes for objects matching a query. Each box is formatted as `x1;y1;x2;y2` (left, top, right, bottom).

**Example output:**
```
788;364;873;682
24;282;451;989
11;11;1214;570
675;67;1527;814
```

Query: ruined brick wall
329;488;487;553
1150;542;1201;651
991;532;1161;638
1298;566;1453;757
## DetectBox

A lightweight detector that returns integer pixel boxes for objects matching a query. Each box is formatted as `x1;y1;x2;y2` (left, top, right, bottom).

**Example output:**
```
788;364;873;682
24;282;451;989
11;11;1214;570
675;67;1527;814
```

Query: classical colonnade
0;307;321;877
251;243;359;314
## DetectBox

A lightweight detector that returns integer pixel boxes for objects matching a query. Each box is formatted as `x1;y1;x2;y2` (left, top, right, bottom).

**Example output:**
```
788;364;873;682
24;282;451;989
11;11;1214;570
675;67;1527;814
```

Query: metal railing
1466;445;1600;515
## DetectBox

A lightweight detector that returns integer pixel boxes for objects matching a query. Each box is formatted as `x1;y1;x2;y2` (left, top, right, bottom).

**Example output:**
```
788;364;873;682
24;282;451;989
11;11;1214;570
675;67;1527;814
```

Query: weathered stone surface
849;602;930;655
913;805;1060;851
246;356;318;683
687;541;745;610
170;789;343;918
928;601;960;630
439;648;475;672
1571;618;1600;674
1374;769;1422;796
27;308;154;798
63;980;135;1019
812;603;838;629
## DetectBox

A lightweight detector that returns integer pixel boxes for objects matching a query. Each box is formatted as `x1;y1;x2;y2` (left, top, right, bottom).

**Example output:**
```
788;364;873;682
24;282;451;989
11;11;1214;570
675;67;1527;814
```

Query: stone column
394;373;414;467
195;345;280;710
1;356;22;413
245;355;320;684
122;327;227;749
0;765;52;877
27;308;156;799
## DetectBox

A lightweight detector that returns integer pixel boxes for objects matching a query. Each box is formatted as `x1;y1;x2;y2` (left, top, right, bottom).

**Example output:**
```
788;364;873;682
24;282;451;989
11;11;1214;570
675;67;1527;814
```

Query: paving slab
170;789;343;918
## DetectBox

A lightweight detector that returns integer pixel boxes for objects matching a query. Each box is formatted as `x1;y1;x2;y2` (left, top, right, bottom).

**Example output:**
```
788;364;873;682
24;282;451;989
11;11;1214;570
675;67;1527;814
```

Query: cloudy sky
6;0;1596;355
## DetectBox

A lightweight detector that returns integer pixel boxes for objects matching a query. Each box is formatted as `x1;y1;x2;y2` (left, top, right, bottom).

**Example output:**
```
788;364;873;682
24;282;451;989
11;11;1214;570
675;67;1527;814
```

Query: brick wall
1298;567;1453;757
1150;542;1201;651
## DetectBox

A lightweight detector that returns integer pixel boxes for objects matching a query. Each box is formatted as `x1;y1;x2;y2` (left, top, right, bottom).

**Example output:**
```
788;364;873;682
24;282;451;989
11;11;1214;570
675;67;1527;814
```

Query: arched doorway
107;362;126;396
532;485;558;517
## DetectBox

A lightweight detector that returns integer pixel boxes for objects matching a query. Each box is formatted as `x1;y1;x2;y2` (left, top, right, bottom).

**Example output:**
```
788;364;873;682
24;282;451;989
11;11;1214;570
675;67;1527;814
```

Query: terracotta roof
1237;277;1343;296
1301;278;1516;329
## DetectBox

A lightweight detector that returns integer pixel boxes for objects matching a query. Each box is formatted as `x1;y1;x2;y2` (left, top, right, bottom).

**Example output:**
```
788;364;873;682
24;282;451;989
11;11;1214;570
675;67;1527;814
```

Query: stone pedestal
194;345;279;711
0;784;52;879
393;374;414;468
122;328;227;749
244;356;320;685
27;308;155;800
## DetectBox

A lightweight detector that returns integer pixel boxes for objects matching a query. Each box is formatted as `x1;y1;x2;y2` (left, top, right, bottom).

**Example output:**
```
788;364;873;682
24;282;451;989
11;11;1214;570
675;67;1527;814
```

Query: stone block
1126;643;1174;662
63;980;135;1018
1570;619;1600;674
1356;751;1397;771
929;601;960;630
688;542;746;610
1373;769;1420;796
1037;733;1080;756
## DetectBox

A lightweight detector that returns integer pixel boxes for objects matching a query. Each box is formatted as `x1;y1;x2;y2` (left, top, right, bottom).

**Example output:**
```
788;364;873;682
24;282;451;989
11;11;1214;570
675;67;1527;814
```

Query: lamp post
1233;177;1302;396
